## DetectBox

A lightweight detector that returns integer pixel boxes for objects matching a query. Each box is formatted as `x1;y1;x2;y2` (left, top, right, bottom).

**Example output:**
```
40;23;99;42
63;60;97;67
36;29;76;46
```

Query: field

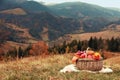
69;30;120;41
0;53;120;80
50;29;120;46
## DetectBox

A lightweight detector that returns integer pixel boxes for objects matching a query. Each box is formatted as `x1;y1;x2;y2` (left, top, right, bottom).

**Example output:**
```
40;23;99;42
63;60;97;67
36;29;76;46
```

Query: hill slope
0;0;53;14
20;1;53;14
0;1;120;45
50;27;120;46
0;12;81;41
0;54;120;79
49;2;120;19
69;29;120;41
0;8;27;15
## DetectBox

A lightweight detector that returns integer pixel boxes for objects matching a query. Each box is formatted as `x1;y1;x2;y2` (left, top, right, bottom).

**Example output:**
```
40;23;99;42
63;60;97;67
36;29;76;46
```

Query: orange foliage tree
29;41;48;56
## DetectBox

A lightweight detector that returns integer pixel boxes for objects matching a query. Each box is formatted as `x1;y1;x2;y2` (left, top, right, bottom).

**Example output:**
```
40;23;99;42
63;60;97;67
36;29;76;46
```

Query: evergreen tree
61;41;67;53
23;44;32;57
69;40;78;52
5;47;17;60
88;37;94;49
98;37;103;50
18;47;23;58
118;38;120;52
81;40;88;51
107;37;119;52
93;37;98;50
77;40;81;50
114;38;120;52
110;37;115;51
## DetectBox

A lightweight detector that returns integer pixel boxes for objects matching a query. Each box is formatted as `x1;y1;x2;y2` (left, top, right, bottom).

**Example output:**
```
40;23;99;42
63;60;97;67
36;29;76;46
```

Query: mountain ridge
0;1;120;46
48;2;120;19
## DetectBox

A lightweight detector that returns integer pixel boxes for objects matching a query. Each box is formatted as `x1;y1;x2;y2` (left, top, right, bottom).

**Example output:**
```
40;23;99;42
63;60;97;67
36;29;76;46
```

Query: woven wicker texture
76;59;103;71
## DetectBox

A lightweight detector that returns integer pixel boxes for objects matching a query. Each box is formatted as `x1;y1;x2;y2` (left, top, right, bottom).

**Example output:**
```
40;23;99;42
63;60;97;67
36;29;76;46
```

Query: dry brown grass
51;29;120;46
103;51;120;59
6;23;35;40
40;27;49;41
69;30;120;41
104;55;120;67
0;53;120;80
0;8;27;15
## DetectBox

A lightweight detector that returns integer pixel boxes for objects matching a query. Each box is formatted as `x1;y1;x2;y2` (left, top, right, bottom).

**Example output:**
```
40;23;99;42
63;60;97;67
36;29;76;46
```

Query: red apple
80;53;87;58
87;55;93;59
75;51;84;56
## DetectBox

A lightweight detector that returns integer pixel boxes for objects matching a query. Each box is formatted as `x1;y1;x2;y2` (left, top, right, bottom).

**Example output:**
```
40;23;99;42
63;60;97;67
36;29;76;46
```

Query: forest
49;37;120;54
0;37;120;61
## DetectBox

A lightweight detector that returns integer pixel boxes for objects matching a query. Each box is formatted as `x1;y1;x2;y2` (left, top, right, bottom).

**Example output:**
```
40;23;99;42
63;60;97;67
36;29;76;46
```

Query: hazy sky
34;0;120;8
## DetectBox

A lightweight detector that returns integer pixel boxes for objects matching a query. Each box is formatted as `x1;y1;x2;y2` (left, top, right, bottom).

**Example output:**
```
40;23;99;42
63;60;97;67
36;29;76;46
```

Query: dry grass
0;53;120;80
51;29;120;46
103;51;120;59
0;8;27;15
69;30;120;41
104;56;120;71
6;23;35;41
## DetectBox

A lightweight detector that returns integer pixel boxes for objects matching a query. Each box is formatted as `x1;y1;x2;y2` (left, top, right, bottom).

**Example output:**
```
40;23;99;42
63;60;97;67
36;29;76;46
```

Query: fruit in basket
80;53;87;58
93;52;101;60
72;56;79;63
87;54;93;59
75;51;83;56
86;50;94;55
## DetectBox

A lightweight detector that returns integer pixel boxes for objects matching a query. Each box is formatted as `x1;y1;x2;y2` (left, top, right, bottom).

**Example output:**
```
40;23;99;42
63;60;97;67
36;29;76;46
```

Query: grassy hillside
20;1;53;14
69;30;120;41
51;29;120;46
0;8;27;15
0;1;120;42
49;2;120;19
0;13;80;41
0;1;52;14
0;53;120;80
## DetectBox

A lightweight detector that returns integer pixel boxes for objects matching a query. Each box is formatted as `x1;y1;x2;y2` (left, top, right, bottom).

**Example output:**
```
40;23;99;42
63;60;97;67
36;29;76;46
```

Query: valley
0;0;120;60
0;0;120;79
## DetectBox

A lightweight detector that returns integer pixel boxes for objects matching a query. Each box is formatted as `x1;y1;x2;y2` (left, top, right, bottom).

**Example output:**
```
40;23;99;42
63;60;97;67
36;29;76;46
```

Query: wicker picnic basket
76;59;103;71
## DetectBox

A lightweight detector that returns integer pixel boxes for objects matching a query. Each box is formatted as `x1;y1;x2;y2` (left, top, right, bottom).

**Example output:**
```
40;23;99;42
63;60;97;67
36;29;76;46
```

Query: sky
34;0;120;8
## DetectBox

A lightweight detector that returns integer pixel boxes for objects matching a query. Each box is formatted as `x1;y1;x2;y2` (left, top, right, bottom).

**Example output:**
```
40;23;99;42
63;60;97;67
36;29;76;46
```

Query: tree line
48;37;120;54
0;37;120;61
1;45;31;61
0;41;48;61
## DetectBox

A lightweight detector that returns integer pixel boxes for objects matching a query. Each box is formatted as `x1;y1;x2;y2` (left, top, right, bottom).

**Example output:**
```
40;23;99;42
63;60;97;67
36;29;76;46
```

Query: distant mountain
19;1;53;14
48;2;120;19
0;21;35;43
0;12;81;41
1;1;120;19
0;12;113;42
0;1;120;45
108;7;120;12
105;19;120;26
0;1;19;11
80;17;110;32
0;1;53;14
